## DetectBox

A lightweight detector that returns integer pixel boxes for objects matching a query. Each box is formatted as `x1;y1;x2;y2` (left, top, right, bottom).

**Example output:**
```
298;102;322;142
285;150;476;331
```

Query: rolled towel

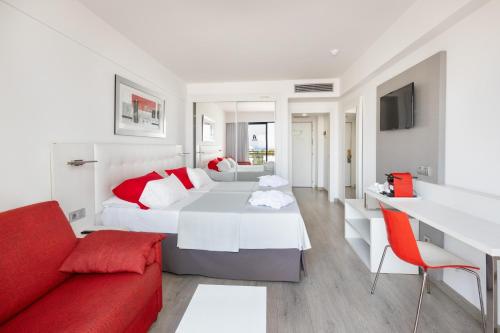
249;190;295;209
258;175;289;188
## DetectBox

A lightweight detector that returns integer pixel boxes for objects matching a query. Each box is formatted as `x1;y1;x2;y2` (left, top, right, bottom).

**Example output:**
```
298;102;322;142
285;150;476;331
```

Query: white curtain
226;122;249;162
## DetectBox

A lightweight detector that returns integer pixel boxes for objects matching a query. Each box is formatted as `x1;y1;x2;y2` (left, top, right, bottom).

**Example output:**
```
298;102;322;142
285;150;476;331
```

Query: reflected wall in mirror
194;101;276;182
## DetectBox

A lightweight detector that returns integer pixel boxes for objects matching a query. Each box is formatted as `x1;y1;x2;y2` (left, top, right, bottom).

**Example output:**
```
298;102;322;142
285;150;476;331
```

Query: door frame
291;121;313;187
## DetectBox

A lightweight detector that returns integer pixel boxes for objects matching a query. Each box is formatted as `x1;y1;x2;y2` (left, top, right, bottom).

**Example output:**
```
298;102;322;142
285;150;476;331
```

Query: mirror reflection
194;101;276;182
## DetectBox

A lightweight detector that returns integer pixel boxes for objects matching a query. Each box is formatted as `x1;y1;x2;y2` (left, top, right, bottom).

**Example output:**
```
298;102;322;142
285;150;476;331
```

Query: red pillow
165;167;194;189
112;172;162;209
207;159;220;172
59;230;165;274
217;157;224;161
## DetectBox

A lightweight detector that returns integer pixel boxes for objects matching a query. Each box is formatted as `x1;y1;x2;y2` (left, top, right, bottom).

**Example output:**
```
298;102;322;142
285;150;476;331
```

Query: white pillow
139;175;188;209
226;157;237;169
217;159;233;172
187;168;213;189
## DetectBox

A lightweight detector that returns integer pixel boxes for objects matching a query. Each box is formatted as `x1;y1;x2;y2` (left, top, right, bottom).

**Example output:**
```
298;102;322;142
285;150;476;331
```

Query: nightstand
72;224;129;238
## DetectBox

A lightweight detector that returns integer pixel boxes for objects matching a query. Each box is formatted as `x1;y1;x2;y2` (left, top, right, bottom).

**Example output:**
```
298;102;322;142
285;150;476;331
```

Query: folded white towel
249;190;295;209
258;175;289;188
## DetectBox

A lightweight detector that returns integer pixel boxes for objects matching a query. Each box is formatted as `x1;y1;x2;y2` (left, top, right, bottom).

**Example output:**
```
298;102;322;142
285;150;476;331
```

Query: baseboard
430;278;485;324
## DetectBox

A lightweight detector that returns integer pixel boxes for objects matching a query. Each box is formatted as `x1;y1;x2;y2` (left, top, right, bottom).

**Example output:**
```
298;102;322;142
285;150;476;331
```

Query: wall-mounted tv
380;82;414;131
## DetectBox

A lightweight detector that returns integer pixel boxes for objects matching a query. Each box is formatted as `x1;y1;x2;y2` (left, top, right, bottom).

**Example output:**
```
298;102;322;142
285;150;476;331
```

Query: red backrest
379;204;425;268
0;201;77;323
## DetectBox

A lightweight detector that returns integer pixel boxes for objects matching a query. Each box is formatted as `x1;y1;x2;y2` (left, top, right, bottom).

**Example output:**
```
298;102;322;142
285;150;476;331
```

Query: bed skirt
161;233;304;282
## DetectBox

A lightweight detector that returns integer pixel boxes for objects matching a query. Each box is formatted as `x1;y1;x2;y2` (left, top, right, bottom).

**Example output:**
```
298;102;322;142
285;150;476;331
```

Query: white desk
366;189;500;333
176;284;266;333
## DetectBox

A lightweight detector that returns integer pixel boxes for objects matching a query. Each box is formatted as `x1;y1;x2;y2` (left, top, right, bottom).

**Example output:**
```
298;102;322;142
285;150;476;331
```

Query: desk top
366;189;500;256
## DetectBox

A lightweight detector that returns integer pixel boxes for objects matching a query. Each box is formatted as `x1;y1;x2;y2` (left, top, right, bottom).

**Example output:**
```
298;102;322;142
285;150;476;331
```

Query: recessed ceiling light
330;49;340;56
302;113;308;117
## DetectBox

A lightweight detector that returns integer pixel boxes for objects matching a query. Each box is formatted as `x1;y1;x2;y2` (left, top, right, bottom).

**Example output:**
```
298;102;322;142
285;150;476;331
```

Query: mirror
194;101;276;182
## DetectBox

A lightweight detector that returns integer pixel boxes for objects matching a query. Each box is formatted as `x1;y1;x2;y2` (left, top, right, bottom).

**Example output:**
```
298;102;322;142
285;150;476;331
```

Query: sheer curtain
226;122;249;162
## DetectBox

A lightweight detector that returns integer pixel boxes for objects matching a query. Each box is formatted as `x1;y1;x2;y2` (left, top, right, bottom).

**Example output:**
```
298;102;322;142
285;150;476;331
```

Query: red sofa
0;201;163;333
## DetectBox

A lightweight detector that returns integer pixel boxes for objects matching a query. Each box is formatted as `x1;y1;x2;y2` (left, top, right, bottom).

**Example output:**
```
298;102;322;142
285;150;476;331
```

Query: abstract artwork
114;75;166;138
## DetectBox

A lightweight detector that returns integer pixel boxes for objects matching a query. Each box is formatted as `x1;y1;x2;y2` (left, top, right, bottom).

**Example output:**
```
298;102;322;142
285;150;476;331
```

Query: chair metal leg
426;278;431;294
413;271;428;333
371;245;390;295
459;268;486;333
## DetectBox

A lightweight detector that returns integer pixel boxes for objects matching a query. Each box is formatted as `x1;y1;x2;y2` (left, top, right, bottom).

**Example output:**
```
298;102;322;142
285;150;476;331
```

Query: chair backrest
379;203;425;268
0;201;77;323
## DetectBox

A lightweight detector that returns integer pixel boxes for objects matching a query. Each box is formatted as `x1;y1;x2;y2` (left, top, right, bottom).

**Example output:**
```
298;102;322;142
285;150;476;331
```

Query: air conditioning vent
294;83;334;93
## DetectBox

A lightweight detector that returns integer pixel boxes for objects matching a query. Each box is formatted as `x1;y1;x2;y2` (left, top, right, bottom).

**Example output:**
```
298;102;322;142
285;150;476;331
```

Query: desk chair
371;203;486;333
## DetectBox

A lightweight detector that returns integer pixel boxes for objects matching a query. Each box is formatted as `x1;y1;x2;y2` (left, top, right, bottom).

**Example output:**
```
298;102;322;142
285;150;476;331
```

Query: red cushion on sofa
165;167;194;189
207;159;220;172
0;263;162;333
112;172;163;209
0;201;77;324
59;231;165;274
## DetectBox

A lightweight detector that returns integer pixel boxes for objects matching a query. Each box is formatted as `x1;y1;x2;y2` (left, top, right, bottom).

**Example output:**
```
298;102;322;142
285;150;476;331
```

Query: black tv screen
380;82;414;131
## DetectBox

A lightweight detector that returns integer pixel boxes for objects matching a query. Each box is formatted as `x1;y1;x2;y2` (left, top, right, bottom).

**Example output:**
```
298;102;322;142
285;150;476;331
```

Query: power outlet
423;235;431;243
68;208;86;222
417;166;432;177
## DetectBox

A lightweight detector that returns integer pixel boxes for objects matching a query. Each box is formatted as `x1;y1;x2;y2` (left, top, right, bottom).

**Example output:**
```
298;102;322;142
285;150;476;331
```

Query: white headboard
94;143;183;215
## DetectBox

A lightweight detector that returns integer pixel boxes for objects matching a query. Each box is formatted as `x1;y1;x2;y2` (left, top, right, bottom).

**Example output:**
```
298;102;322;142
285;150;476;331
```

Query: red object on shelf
392;172;413;197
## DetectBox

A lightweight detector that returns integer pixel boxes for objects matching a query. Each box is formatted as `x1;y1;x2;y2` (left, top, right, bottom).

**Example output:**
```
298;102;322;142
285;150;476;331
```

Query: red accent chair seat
0;201;163;333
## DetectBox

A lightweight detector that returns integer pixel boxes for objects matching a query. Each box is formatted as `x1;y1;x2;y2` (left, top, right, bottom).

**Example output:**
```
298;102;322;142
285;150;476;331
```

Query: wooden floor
149;188;482;333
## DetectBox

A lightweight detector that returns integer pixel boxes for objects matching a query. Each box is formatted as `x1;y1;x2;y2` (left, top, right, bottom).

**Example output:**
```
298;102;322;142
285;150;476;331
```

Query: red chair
371;203;486;333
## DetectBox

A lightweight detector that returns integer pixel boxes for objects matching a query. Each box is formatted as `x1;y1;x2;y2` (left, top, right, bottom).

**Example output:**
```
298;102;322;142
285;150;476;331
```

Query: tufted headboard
94;143;183;215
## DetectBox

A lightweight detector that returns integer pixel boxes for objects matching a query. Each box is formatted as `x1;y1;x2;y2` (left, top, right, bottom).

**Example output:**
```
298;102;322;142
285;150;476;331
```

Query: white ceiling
78;0;416;83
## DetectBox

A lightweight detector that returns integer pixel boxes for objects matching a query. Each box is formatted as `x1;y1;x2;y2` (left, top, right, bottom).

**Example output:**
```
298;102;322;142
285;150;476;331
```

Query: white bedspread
100;182;311;252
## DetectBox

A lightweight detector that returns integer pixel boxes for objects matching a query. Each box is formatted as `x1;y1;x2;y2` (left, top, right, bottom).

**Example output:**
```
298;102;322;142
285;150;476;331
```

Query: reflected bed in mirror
194;101;276;182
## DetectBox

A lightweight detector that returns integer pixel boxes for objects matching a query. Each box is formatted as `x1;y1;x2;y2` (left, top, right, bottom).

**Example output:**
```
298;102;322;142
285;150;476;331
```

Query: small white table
176;284;267;333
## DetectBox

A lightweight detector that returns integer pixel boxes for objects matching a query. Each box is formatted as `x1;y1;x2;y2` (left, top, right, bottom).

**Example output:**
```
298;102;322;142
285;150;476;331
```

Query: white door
292;122;313;187
345;122;352;186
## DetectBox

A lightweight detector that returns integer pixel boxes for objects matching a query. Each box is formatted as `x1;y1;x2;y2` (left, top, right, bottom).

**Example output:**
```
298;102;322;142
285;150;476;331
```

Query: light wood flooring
150;188;483;333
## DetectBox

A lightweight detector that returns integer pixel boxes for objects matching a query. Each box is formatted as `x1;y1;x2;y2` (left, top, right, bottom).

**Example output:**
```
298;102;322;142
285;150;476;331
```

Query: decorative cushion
112;172;163;209
207;159;220;172
165;167;194;189
217;159;233;172
139;175;188;209
102;196;140;208
187;168;213;189
59;230;165;274
217;157;224;161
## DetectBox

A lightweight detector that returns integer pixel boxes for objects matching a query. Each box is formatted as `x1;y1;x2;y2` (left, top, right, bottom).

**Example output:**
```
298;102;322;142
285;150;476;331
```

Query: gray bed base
161;233;305;282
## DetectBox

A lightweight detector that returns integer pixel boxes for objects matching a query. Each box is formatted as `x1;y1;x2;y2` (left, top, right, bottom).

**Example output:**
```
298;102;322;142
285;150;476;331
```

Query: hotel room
0;0;499;332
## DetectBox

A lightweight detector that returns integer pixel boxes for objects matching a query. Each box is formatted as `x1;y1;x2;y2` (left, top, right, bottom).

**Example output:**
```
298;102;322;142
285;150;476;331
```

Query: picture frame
114;75;166;138
202;115;215;142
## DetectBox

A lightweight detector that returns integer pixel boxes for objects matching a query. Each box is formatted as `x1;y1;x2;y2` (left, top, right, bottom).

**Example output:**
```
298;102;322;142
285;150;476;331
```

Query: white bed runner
177;191;311;252
177;193;249;252
176;285;266;333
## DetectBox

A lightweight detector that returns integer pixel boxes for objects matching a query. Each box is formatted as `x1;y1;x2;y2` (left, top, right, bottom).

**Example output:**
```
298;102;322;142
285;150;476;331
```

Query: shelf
346;238;370;269
345;218;371;245
345;199;382;219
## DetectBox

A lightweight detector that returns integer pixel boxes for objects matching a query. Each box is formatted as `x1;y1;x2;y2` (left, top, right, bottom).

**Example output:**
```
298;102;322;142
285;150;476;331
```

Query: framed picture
114;75;166;138
202;115;215;142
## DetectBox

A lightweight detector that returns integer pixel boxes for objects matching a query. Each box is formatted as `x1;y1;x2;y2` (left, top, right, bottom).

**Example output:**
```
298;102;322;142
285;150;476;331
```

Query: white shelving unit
345;199;419;274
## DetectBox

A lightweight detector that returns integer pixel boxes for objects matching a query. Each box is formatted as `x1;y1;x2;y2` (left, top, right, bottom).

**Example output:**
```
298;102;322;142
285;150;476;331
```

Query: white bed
91;143;309;282
101;182;310;251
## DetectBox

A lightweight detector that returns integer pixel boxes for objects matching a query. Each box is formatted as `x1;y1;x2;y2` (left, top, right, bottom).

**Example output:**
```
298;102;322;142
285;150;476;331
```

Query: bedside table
72;225;129;238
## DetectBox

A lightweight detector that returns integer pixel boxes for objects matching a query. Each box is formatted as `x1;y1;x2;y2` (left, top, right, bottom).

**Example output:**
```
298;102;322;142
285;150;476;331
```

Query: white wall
339;0;500;316
0;0;186;211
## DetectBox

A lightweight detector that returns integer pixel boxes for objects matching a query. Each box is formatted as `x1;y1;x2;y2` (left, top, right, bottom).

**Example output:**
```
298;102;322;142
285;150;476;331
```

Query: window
248;122;275;165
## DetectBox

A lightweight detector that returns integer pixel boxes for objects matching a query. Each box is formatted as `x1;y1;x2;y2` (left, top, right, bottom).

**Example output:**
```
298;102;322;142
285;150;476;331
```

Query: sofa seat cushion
0;263;161;333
